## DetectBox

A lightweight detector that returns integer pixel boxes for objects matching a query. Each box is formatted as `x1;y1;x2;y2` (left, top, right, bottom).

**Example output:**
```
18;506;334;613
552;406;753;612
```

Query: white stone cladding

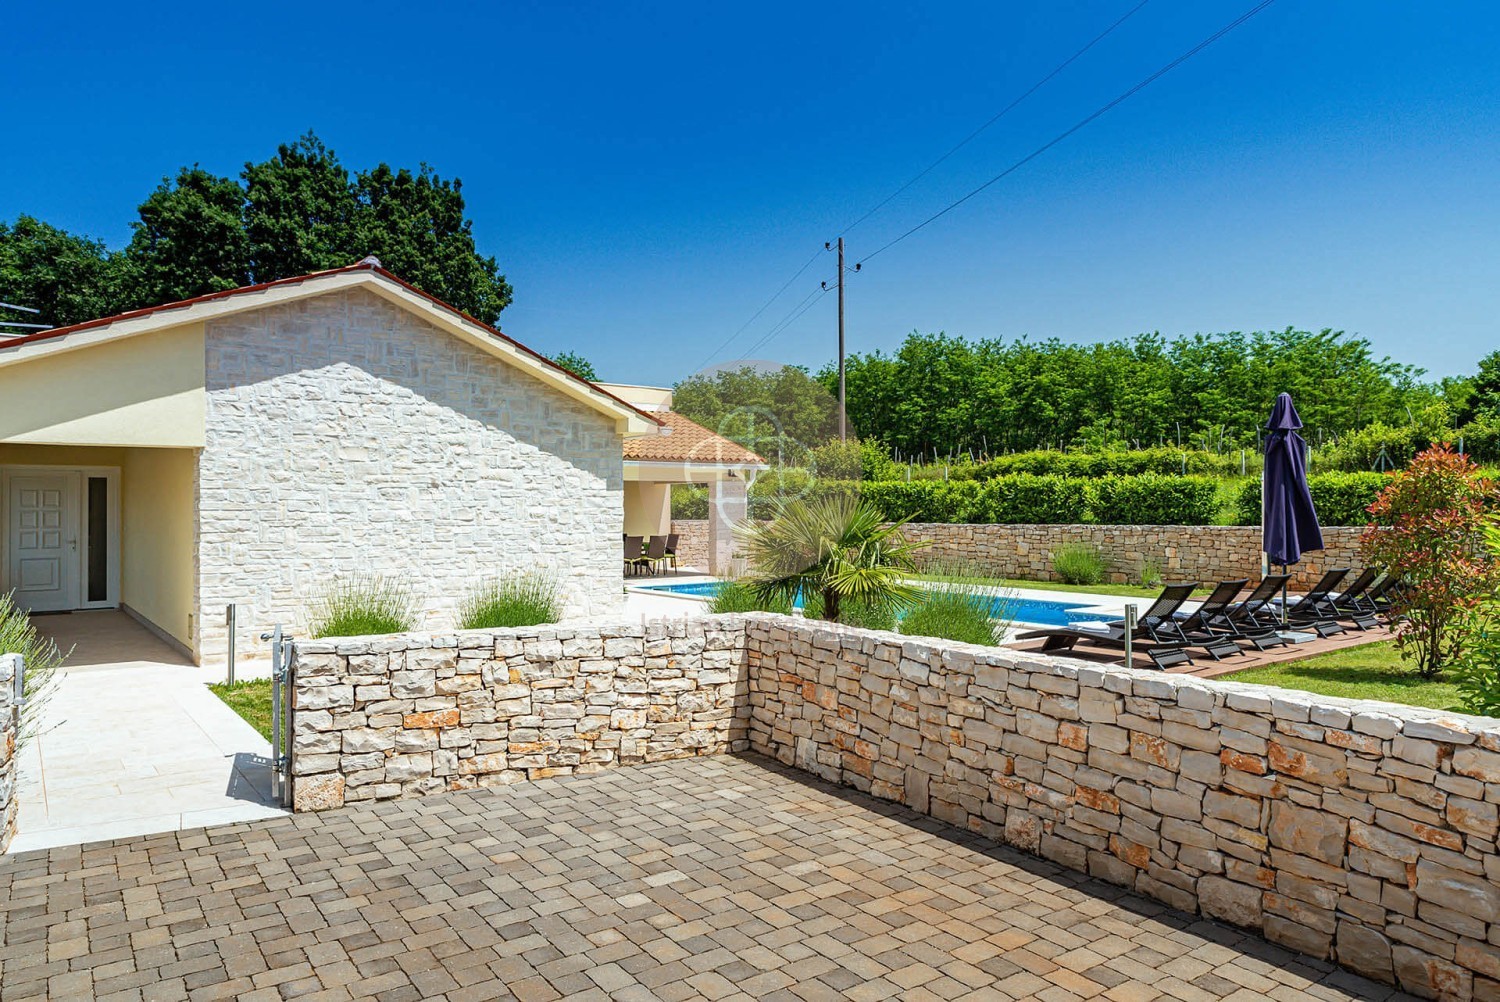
198;288;624;664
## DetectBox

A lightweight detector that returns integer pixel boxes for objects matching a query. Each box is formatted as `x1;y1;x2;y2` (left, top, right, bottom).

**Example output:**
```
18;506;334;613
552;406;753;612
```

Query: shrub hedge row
1233;471;1389;527
677;471;1393;526
741;474;1220;525
951;447;1244;480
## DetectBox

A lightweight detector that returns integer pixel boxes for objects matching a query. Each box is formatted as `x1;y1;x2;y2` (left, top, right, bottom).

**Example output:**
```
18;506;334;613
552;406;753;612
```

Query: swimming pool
632;581;1106;628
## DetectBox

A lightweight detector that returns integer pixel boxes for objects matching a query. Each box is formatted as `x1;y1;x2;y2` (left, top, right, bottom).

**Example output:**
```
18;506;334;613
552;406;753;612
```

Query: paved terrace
0;756;1412;1002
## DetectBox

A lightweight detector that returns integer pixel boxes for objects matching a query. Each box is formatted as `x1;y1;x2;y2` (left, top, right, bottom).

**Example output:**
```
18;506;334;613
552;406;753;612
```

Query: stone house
0;259;662;666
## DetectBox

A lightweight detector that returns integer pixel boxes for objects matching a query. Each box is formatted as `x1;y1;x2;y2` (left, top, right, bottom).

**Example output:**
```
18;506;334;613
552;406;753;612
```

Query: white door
7;473;80;613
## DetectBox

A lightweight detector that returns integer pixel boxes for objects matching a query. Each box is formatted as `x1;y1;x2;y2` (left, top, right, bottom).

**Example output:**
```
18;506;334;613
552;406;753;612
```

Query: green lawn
1220;641;1465;712
209;679;275;742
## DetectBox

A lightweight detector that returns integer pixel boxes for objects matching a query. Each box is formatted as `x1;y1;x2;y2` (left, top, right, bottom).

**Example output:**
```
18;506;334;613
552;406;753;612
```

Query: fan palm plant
736;495;925;624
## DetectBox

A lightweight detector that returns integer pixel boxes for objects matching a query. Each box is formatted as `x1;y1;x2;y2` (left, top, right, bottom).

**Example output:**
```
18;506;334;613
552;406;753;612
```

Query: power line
838;0;1153;238
698;2;1154;373
858;0;1278;268
737;281;836;360
695;247;824;370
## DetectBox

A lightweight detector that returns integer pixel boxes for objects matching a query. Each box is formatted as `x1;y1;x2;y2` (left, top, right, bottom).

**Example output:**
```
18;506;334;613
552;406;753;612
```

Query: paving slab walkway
0;754;1414;1001
9;610;286;853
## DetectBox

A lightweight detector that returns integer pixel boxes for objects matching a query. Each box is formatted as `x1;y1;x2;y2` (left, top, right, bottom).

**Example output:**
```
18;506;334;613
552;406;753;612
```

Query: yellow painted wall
0;445;198;656
598;383;673;412
0;324;205;447
623;481;670;537
121;448;196;653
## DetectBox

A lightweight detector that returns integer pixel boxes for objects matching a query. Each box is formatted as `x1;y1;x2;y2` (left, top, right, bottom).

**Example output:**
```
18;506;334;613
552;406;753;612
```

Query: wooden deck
1005;623;1393;680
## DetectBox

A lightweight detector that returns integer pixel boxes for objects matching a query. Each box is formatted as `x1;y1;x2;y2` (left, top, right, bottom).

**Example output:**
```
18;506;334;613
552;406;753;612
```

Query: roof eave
0;265;662;432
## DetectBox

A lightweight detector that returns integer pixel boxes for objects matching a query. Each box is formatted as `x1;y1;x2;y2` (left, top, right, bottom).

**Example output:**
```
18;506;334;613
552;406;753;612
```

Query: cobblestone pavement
0;755;1417;1002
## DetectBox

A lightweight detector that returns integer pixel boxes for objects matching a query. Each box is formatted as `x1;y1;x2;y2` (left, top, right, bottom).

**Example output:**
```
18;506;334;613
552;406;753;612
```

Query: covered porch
0;445;198;659
606;384;765;576
0;318;204;660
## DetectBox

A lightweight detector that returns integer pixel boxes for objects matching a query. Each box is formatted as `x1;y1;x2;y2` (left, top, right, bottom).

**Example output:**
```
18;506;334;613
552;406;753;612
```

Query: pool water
633;581;1103;628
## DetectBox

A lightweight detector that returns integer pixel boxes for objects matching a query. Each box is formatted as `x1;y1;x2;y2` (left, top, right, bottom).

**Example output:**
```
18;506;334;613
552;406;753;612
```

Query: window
87;476;108;603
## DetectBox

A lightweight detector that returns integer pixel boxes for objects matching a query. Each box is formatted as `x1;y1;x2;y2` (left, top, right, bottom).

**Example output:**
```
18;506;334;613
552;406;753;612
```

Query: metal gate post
261;625;294;807
264;625;283;803
281;634;294;809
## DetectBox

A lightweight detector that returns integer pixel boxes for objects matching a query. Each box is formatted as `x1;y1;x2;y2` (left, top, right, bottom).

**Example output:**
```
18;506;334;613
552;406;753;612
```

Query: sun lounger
1165;579;1251;660
1273;568;1351;636
1327;567;1382;629
1216;574;1293;649
1017;583;1200;668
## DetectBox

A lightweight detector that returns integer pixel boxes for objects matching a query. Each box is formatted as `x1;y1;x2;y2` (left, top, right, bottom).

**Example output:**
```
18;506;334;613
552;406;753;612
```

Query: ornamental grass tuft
900;563;1013;646
0;591;67;751
1051;543;1107;585
459;571;562;630
309;574;418;638
706;580;794;615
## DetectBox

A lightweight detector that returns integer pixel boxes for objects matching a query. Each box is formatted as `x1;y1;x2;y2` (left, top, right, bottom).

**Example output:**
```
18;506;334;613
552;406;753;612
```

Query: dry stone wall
286;611;1500;997
0;655;16;854
288;620;749;812
744;616;1500;1001
672;521;1366;590
668;520;710;572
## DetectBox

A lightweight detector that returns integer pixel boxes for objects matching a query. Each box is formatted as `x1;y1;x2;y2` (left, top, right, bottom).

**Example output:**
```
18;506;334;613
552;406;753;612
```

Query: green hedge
1092;474;1220;525
973;475;1097;523
952;447;1245;480
747;478;860;520
736;473;1217;525
1234;472;1390;527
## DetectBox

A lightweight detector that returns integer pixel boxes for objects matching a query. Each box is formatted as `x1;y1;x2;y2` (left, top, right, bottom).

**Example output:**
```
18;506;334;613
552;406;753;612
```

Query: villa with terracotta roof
600;383;766;574
0;259;754;667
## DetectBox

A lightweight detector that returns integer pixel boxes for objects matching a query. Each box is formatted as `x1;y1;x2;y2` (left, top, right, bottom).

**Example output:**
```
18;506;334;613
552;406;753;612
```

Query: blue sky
3;1;1497;384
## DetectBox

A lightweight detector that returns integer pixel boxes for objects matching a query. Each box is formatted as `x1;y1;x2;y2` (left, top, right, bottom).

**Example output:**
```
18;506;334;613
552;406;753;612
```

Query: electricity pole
823;239;859;442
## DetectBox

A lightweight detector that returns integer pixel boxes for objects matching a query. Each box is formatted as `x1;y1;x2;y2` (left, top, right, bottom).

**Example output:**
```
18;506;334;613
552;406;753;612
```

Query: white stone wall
198;288;624;664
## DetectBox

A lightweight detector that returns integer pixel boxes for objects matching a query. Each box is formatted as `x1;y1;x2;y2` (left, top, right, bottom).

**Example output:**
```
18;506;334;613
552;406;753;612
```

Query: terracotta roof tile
624;410;764;466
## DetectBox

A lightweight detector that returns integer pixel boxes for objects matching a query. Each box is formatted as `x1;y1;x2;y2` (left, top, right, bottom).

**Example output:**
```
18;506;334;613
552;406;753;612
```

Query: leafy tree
242;133;357;278
737;495;923;624
124;166;250;307
351;163;512;323
827;327;1439;458
0;215;123;327
551;351;598;380
1458;350;1500;425
672;364;839;456
5;132;513;324
1361;445;1500;678
1453;516;1500;716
